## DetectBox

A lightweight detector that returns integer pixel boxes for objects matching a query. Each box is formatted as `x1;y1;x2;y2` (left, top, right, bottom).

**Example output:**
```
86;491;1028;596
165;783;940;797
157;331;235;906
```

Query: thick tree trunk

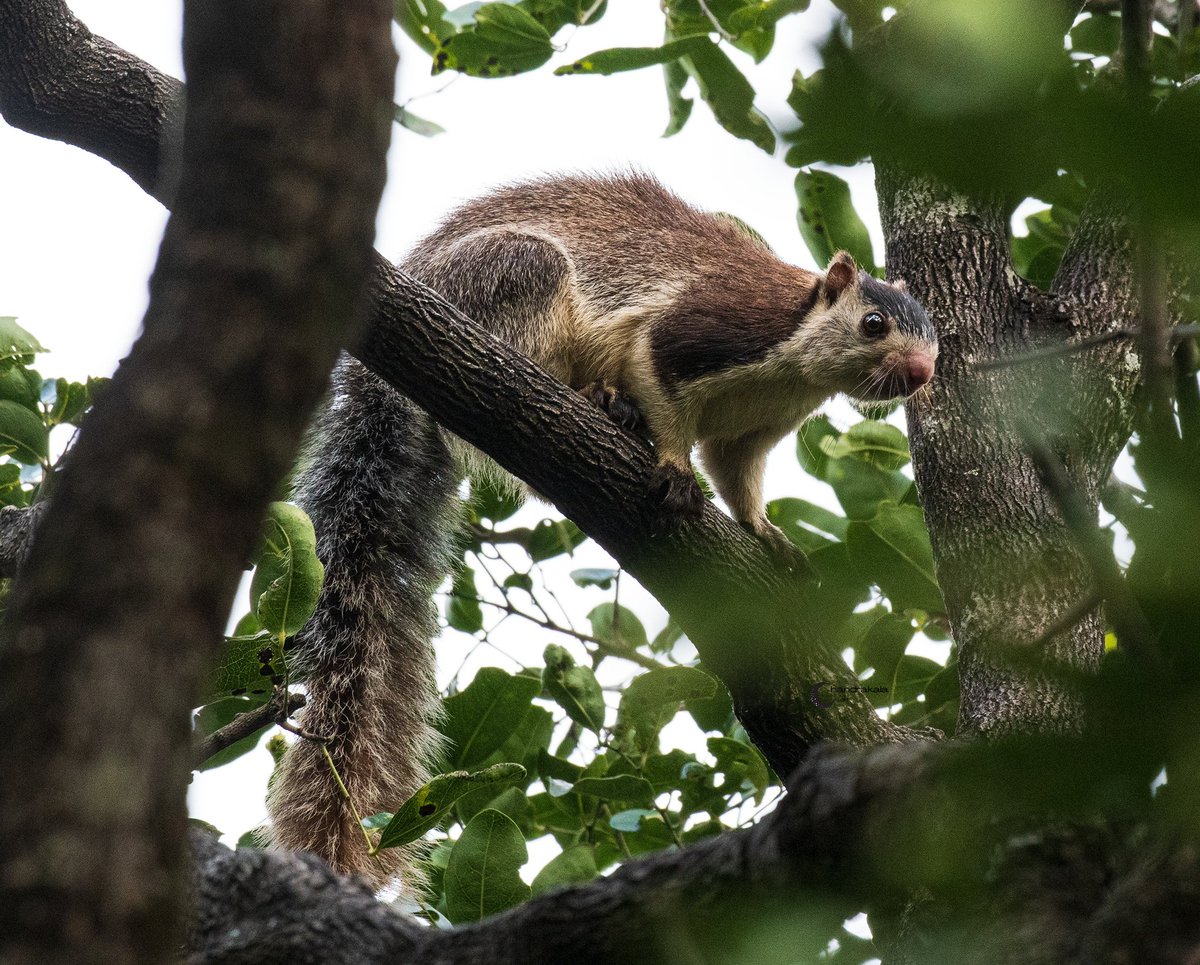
0;0;396;961
879;167;1139;737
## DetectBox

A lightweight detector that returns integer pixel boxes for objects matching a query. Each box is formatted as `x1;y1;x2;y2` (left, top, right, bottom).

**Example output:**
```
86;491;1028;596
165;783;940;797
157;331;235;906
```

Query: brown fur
268;173;937;893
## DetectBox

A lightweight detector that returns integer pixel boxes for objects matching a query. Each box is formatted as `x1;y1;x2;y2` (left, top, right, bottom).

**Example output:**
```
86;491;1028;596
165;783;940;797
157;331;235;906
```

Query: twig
696;0;737;42
578;0;605;27
973;324;1200;371
458;593;662;670
1024;434;1163;674
193;691;306;769
467;522;537;546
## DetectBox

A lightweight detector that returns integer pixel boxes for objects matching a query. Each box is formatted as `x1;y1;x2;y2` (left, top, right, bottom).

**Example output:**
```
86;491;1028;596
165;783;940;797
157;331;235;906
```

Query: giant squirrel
266;172;938;890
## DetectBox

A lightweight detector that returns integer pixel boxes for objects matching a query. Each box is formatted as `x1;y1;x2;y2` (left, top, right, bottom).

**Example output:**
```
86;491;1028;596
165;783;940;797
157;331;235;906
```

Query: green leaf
1070;13;1121;57
685;680;734;732
587;602;648;651
571;774;655;805
444;809;531;923
48;379;92;427
530;844;598;895
448;565;484;634
543;645;607;732
0;318;46;363
891;654;944;705
0;462;26;508
395;0;457;54
249;503;324;637
617;666;717;753
663;56;694;136
237;826;269;850
528;518;587;561
377;763;527;850
708;736;771;801
794;168;876;272
683;38;776;153
520;0;607;34
554;36;708;75
822;420;910;470
490;705;555;776
0;366;39;410
854;610;915;687
822;452;911;520
204;629;279;702
0;400;47;465
796;415;839;477
570;567;619;589
650;617;685;654
435;3;554;78
394;105;446;137
768;496;849;542
503;571;534;593
609;808;655;833
728;0;809;32
846;502;945;614
441;667;542;769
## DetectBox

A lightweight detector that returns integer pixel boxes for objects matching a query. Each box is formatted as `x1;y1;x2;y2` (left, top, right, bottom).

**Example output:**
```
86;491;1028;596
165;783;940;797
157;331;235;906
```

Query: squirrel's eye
861;312;888;338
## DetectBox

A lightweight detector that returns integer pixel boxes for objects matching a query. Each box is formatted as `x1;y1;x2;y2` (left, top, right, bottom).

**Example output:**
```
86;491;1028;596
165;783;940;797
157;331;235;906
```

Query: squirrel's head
798;251;938;401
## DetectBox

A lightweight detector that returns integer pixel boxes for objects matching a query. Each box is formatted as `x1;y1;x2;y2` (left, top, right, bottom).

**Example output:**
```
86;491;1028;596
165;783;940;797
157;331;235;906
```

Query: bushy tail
266;356;459;891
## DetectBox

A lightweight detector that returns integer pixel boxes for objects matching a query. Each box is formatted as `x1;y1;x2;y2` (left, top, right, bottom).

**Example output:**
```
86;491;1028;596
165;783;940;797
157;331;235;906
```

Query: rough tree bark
1;1;1196;963
881;172;1139;736
0;0;397;961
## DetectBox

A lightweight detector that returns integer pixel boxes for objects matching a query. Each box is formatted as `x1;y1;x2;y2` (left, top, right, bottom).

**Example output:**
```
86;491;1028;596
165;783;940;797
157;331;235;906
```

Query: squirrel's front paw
650;463;705;526
582;381;648;438
744;518;815;578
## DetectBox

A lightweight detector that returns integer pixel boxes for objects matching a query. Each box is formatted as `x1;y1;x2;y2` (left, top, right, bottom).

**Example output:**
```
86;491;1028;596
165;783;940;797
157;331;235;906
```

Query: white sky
0;1;924;858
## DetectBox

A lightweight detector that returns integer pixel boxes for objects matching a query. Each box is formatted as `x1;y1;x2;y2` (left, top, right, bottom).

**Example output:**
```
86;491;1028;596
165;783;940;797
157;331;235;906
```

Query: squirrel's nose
902;353;935;391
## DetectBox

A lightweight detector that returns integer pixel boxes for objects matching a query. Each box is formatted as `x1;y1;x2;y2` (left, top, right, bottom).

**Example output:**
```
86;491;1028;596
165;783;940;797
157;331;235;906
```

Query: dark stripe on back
651;273;820;389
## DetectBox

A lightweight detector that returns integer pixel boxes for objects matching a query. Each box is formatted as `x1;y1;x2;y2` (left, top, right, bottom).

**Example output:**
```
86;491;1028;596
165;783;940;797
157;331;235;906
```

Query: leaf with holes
794;168;876;273
377;763;526;850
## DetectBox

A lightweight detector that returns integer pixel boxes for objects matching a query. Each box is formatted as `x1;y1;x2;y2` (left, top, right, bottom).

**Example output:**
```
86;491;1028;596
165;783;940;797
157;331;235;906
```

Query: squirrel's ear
892;278;908;292
823;251;857;302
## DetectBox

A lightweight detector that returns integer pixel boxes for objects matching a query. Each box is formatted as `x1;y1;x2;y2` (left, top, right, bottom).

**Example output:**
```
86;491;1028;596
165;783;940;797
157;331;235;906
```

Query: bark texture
880;170;1139;736
0;0;396;961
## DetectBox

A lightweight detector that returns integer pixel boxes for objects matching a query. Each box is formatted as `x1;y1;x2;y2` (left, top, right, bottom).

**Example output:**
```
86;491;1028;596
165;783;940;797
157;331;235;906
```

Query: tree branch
0;503;46;579
0;0;396;959
188;742;944;964
193;692;307;770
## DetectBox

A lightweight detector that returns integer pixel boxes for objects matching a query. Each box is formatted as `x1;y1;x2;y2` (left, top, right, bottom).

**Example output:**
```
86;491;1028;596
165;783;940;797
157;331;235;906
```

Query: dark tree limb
0;0;397;960
186;742;946;965
0;0;182;202
0;0;932;782
187;732;1191;965
193;692;307;770
0;503;46;578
